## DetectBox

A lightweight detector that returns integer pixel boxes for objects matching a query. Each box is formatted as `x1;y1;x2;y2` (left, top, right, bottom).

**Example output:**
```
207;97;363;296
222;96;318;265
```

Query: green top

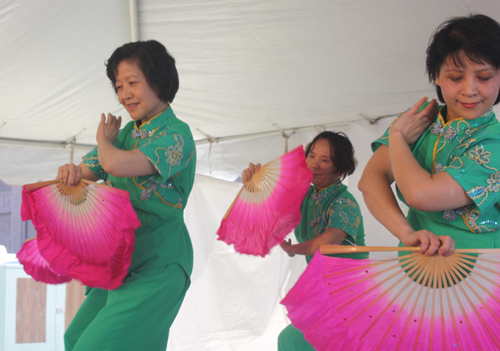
295;182;366;263
83;107;196;274
372;105;500;249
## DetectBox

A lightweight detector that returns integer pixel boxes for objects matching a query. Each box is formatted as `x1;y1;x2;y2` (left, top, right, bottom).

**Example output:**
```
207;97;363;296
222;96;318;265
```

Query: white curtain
169;174;307;351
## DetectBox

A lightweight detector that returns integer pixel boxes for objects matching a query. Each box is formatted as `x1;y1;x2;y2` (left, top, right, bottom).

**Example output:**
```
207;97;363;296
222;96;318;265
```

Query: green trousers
65;264;189;351
278;323;316;351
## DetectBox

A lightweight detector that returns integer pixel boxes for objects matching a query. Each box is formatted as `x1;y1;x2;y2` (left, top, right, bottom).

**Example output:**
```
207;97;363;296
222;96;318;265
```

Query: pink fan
20;179;141;289
17;237;72;284
217;146;312;257
282;246;500;351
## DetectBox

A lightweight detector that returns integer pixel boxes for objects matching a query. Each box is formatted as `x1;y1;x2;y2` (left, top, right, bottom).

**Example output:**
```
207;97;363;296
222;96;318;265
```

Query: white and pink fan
282;246;500;350
18;179;141;290
217;146;312;257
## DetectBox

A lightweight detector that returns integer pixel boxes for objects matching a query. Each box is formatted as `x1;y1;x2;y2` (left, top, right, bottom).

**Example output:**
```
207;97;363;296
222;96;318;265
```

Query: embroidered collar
430;106;494;141
131;107;174;140
311;180;342;202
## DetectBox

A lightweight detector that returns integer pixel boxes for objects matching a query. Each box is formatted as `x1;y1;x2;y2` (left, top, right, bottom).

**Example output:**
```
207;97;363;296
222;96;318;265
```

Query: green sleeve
136;131;195;181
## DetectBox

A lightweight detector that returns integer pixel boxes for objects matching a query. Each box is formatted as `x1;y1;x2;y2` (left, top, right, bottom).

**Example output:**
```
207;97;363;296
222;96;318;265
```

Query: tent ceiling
1;0;500;185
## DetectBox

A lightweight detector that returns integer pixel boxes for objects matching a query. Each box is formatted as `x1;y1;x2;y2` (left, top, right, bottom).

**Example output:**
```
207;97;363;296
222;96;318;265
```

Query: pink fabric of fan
217;146;312;257
20;179;141;289
282;248;500;350
17;238;72;284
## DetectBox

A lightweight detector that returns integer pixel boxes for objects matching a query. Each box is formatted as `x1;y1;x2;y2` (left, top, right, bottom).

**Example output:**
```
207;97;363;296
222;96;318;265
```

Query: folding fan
282;246;500;351
19;179;141;289
17;237;72;284
217;146;313;257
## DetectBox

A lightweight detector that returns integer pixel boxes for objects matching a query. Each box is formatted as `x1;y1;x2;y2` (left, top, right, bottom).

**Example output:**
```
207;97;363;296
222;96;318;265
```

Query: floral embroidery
467;186;486;200
430;120;444;135
468;146;491;165
83;156;100;168
442;207;465;221
309;217;322;227
311;193;324;201
131;129;150;139
148;180;158;191
430;119;456;140
140;190;151;200
157;134;184;167
434;163;443;173
443;209;456;221
443;126;457;140
131;130;141;139
486;171;500;192
165;144;183;166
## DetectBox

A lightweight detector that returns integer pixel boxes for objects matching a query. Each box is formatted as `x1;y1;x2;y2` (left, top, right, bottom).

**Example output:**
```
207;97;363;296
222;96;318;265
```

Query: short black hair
426;14;500;105
305;131;357;181
106;40;179;103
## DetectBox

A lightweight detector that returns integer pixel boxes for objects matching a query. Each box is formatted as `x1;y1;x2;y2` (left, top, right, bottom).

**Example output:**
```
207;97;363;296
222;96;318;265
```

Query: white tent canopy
2;2;500;350
2;0;500;184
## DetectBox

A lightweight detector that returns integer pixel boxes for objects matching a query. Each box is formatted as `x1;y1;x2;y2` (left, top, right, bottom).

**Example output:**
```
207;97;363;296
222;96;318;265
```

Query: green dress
64;107;196;351
373;105;500;249
278;181;365;351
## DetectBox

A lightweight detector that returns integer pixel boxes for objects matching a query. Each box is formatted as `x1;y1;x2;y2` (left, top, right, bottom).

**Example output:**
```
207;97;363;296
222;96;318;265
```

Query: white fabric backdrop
170;174;306;351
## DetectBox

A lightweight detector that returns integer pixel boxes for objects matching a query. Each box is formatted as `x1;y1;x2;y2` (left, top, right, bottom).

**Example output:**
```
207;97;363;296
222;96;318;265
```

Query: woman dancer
243;131;365;351
359;14;500;256
58;40;196;351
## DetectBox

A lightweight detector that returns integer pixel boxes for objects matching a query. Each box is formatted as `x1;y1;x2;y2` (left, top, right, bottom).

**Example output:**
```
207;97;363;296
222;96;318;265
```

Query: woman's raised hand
390;97;438;144
401;229;455;256
97;113;122;145
57;163;82;186
242;163;261;184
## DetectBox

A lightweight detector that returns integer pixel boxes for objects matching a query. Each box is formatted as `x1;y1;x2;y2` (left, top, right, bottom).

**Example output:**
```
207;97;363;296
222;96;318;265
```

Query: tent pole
129;0;140;41
69;139;76;164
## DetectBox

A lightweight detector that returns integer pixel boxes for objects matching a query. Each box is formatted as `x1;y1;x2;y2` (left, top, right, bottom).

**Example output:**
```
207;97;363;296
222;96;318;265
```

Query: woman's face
435;55;500;122
306;138;340;191
115;60;167;123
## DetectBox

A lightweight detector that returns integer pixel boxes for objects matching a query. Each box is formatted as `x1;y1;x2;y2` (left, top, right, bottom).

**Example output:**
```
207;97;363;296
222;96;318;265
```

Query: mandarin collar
436;106;495;129
134;106;173;131
313;180;342;199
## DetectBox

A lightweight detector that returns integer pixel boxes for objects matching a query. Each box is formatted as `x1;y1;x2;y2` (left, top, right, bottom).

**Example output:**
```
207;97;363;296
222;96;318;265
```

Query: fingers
438;236;456;256
424;233;441;256
419;99;438;121
413;230;439;256
409;97;429;115
242;163;262;183
67;165;82;187
56;164;82;186
242;169;252;183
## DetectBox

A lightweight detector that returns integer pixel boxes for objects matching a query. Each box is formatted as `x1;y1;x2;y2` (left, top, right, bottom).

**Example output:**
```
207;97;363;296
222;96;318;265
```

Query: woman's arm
359;145;414;239
280;227;347;257
388;98;473;211
389;129;473;212
359;144;455;256
96;113;157;178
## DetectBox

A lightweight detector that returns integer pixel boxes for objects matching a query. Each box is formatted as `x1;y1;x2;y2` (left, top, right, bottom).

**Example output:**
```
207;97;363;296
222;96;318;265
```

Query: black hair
106;40;179;103
305;131;357;181
426;14;500;105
